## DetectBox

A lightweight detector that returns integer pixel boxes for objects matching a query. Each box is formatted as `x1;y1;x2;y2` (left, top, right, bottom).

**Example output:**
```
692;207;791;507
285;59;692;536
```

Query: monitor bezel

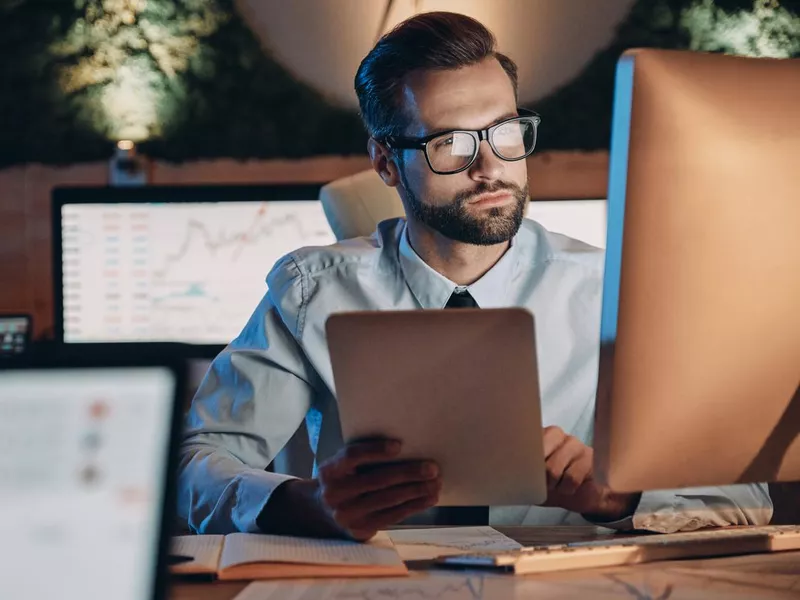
52;184;325;357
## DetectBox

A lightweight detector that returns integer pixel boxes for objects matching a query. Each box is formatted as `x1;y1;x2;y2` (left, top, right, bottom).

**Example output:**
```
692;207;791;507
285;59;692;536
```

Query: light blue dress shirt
178;217;772;534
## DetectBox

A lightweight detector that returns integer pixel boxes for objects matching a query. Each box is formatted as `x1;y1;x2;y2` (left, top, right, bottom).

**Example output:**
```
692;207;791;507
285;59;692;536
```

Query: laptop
327;308;547;507
0;350;185;600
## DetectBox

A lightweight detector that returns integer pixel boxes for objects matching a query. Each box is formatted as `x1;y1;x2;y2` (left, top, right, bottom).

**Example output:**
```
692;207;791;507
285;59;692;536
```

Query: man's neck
406;219;510;286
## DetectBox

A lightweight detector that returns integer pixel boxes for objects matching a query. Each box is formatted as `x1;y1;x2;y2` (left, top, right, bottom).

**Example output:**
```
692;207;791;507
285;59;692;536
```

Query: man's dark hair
354;11;518;141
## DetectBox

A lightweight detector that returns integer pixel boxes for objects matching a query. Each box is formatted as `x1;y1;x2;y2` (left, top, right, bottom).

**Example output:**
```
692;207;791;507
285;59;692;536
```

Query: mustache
454;181;525;205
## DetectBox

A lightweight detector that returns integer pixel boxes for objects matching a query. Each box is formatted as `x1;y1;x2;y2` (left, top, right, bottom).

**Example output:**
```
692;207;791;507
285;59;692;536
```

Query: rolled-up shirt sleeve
598;483;773;533
177;255;318;534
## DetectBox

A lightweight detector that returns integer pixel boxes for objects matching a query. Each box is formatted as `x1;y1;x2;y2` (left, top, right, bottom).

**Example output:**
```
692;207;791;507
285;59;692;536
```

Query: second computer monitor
53;185;336;354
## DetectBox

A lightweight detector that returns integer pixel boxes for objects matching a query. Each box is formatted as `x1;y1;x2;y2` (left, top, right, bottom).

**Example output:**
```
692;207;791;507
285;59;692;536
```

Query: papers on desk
170;527;800;599
232;568;800;600
169;527;520;580
233;574;539;600
169;527;517;579
387;526;522;561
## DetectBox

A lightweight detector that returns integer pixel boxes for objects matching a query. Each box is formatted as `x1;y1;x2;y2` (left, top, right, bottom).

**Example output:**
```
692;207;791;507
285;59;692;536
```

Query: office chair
319;169;405;241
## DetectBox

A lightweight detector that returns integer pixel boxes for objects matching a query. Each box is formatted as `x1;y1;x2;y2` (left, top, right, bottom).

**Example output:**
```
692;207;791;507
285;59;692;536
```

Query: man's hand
259;439;441;541
541;426;640;522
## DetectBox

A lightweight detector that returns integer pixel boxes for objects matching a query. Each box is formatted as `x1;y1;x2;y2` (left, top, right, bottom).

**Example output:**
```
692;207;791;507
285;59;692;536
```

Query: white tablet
326;308;546;506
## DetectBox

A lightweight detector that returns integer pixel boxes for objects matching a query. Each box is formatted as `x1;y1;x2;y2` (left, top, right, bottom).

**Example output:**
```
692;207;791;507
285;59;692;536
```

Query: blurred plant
0;0;364;167
531;0;799;151
50;0;228;141
681;0;800;57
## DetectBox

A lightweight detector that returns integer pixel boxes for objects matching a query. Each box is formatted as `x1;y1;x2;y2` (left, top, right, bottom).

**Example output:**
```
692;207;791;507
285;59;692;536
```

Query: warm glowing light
101;61;162;141
117;140;135;151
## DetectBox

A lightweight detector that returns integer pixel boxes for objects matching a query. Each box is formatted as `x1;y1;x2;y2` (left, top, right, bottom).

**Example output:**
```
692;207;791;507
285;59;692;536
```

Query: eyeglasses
384;108;541;175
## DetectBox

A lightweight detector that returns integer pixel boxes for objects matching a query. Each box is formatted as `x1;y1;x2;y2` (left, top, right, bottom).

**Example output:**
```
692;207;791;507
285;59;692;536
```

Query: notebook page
170;535;225;572
388;526;522;561
219;532;404;570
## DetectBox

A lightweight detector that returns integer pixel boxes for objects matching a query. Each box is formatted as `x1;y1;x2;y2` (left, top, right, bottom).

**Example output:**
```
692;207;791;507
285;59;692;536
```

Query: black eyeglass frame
383;108;541;175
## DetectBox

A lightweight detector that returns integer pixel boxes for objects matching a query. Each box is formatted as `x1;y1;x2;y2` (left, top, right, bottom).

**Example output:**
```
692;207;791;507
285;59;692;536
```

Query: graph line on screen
155;204;331;277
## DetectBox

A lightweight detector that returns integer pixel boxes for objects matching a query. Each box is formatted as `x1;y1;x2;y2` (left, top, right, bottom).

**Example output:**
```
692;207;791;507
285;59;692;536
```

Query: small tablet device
0;314;31;357
326;308;547;506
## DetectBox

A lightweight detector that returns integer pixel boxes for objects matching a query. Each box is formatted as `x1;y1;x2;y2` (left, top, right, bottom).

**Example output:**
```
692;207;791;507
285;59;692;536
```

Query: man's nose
468;140;504;182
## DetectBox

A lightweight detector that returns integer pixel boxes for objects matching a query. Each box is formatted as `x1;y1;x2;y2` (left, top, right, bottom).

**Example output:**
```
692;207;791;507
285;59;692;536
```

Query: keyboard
437;525;800;575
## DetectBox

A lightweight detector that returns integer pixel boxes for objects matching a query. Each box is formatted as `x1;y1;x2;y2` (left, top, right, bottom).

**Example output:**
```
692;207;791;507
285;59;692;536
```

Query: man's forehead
399;58;517;135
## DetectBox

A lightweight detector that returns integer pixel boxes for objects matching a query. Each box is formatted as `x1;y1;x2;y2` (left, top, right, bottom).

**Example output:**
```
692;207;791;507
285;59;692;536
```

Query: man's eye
435;136;454;149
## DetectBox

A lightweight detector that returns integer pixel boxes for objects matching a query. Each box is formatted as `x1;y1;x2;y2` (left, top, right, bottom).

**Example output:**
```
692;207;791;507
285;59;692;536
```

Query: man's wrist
256;478;340;537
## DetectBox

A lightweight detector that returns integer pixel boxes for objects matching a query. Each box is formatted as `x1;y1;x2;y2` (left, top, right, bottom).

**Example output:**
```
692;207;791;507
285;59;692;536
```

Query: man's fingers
346;527;379;543
545;435;584;488
542;425;568;458
556;452;593;495
348;494;440;534
319;439;402;481
334;478;441;523
321;461;439;507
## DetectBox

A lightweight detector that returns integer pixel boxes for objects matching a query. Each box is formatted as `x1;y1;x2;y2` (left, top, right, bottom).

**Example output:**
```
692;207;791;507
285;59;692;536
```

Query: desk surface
168;526;800;600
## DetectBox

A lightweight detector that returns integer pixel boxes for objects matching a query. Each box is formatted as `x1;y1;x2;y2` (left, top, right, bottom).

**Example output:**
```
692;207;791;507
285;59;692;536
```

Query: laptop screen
525;200;606;249
0;366;177;600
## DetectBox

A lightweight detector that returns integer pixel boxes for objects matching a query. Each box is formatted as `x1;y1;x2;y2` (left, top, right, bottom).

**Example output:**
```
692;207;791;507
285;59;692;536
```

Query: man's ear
368;138;400;187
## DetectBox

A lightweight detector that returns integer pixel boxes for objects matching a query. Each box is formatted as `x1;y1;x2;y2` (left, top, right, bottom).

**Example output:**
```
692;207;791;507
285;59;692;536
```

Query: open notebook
170;532;408;580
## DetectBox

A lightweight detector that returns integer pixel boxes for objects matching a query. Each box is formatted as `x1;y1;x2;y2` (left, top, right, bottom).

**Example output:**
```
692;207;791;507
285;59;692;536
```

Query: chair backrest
320;169;404;241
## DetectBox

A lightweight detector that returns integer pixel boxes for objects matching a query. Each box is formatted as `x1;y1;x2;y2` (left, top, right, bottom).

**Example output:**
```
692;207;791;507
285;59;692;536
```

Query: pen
167;554;194;565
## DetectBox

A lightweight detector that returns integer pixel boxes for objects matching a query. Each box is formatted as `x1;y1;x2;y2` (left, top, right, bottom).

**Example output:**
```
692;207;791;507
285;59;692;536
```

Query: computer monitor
594;49;800;492
526;199;607;249
0;352;184;600
53;185;336;355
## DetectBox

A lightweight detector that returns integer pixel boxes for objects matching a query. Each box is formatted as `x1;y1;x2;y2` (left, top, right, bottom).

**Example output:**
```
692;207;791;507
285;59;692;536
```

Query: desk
168;526;800;600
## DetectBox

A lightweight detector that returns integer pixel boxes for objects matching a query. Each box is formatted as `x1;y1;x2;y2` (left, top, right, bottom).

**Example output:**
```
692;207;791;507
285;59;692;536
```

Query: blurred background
0;0;798;338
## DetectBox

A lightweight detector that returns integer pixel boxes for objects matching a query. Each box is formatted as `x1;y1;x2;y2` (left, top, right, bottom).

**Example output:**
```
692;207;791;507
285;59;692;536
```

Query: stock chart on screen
58;196;335;346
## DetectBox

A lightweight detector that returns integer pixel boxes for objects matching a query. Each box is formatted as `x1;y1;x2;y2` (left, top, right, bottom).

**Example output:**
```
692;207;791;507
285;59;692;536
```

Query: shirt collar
398;223;518;309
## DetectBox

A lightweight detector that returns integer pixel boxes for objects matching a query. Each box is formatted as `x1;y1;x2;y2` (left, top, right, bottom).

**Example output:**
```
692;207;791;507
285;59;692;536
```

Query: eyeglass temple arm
384;137;426;150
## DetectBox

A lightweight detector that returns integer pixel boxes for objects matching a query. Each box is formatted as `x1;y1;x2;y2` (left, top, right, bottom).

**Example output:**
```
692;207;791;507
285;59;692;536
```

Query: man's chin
470;206;524;231
476;227;519;245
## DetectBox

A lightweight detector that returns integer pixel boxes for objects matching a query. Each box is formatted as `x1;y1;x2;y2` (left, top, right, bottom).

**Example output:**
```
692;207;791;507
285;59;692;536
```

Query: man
178;12;771;540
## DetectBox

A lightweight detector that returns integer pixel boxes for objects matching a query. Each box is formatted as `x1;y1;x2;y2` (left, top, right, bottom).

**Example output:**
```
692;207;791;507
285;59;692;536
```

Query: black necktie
445;289;479;309
436;288;489;526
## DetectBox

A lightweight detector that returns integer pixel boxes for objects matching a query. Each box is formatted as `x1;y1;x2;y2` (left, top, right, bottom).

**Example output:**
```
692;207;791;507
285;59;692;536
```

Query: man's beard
400;170;528;246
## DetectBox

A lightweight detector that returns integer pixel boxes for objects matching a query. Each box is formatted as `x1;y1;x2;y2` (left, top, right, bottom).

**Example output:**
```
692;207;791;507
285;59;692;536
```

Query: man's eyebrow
424;111;520;136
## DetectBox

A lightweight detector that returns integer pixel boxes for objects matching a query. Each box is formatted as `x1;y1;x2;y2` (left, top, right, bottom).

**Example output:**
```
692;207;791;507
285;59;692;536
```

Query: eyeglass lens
425;118;537;173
